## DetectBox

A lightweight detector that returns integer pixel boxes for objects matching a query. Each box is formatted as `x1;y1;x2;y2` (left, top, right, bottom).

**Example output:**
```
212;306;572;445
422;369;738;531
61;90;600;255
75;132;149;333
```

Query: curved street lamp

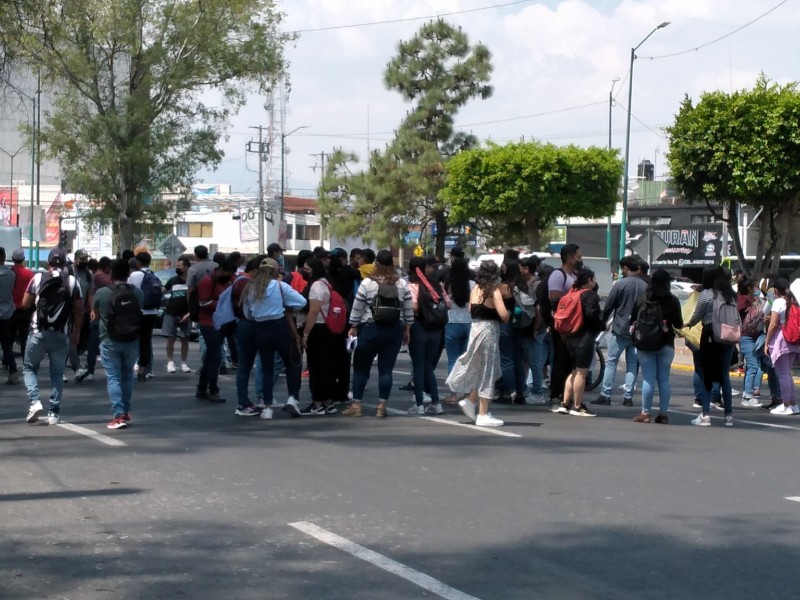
619;21;670;262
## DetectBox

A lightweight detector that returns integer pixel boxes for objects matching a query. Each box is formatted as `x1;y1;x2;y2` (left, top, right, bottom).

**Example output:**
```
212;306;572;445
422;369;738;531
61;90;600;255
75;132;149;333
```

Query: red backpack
553;288;588;335
782;299;800;344
322;281;348;335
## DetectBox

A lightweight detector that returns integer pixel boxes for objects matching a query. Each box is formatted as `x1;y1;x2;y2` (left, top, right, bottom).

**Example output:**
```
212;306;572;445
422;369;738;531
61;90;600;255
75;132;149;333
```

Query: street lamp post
619;21;670;262
0;145;25;224
279;125;309;238
606;77;619;261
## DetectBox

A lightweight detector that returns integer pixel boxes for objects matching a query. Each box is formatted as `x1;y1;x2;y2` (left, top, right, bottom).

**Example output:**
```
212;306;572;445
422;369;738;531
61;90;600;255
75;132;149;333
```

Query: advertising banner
628;225;725;268
0;187;18;227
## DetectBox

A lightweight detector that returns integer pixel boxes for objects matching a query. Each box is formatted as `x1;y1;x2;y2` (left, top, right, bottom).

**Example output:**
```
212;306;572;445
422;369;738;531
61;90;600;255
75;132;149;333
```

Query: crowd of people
4;240;799;431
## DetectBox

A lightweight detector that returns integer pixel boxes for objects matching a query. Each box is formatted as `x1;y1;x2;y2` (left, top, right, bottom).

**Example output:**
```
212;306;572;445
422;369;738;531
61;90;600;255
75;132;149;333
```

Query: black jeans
0;318;16;374
199;325;223;394
549;329;573;402
10;308;32;359
306;323;337;403
410;322;443;406
138;314;157;373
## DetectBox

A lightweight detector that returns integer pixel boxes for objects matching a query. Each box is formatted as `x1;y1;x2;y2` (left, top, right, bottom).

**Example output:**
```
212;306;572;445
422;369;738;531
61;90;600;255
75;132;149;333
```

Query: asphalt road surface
2;338;799;600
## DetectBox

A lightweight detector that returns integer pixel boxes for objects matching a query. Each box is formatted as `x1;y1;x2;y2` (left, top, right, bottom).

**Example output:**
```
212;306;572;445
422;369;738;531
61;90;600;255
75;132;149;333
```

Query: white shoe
47;412;61;425
74;367;89;382
742;392;753;400
691;413;711;427
408;404;425;416
528;393;547;405
181;363;192;373
771;404;793;415
791;405;800;415
724;415;734;427
425;404;443;415
26;400;44;424
740;398;762;408
167;361;176;373
260;407;274;420
458;399;477;423
133;363;139;374
283;396;301;417
62;374;68;383
731;389;741;396
423;393;432;404
476;413;504;427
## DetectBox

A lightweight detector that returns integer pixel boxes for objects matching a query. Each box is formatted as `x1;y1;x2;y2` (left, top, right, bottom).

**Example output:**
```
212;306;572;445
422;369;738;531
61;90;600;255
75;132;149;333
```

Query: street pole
29;90;37;265
247;126;268;253
619;22;670;263
607;78;619;262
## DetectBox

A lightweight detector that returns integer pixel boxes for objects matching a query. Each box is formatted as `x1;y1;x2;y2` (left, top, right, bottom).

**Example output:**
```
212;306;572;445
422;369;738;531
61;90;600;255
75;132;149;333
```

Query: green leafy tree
3;0;290;249
442;141;622;250
320;19;492;256
666;75;800;275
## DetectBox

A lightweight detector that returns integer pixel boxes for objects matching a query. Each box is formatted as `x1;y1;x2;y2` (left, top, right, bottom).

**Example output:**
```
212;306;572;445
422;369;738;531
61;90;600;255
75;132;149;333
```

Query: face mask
216;273;232;284
77;262;88;270
176;268;183;275
574;260;584;270
754;289;762;298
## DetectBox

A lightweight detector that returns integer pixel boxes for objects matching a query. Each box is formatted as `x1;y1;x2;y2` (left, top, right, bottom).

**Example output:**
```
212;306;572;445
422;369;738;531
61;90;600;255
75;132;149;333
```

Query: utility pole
310;151;327;244
247;126;269;253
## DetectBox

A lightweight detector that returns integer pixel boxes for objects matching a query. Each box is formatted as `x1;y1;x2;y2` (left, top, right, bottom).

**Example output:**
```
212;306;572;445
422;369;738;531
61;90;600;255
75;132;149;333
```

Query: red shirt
11;264;34;309
197;272;232;327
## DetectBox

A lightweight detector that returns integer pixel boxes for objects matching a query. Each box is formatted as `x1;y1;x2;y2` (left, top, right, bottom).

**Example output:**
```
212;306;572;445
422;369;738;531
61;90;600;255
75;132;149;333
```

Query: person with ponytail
764;278;800;415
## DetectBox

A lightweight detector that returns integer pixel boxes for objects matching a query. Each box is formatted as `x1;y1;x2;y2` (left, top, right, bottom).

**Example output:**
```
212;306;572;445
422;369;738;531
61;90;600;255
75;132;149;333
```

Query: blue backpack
140;270;163;310
213;276;246;332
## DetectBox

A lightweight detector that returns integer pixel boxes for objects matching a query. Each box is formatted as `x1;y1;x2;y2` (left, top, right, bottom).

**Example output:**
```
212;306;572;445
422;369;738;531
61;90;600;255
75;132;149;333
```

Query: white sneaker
724;415;734;427
167;361;177;373
260;407;274;420
26;400;44;423
458;399;477;422
528;393;547;405
62;374;68;383
791;405;800;415
181;363;192;373
408;404;425;416
731;389;741;396
47;412;60;425
145;372;154;379
740;398;762;408
771;404;793;415
476;412;504;427
691;413;711;427
74;367;89;382
133;363;139;374
742;392;753;400
423;393;432;404
425;404;443;415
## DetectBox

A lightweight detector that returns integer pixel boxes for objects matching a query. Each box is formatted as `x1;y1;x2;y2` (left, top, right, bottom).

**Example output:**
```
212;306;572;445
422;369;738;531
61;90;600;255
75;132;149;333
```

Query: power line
639;0;791;60
289;0;536;34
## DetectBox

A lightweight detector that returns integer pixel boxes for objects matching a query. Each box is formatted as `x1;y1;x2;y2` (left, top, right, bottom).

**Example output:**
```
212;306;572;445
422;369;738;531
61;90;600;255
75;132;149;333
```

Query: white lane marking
363;404;523;438
670;409;800;431
392;369;411;376
290;521;482;600
785;497;800;503
57;423;127;447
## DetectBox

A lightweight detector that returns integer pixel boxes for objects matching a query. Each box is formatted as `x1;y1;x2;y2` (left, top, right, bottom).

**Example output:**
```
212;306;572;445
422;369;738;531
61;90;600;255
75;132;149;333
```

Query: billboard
0;187;18;227
628;225;725;268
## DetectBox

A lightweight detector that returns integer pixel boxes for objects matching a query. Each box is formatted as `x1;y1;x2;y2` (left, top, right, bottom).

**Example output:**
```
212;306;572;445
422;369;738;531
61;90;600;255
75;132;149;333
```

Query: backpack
553;288;588;335
322;281;348;335
140;269;163;310
538;268;567;327
511;287;536;329
782;299;800;344
416;284;449;331
632;299;666;352
712;291;742;345
740;301;764;338
370;281;402;325
107;283;142;342
36;272;73;332
290;271;308;295
213;277;246;333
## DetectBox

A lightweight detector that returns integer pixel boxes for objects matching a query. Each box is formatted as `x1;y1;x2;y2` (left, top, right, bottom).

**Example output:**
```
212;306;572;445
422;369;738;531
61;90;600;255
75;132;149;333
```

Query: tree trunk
526;214;541;251
754;209;769;274
727;202;749;277
434;210;447;260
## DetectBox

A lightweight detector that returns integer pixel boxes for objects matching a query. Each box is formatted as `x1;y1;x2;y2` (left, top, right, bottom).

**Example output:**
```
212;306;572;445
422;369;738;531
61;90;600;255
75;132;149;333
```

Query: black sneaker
235;405;261;417
622;398;633;407
569;403;597;417
195;390;210;401
553;402;571;415
300;404;325;416
399;382;414;391
711;400;724;411
208;393;226;404
324;404;338;414
495;395;513;404
219;365;229;375
590;395;611;405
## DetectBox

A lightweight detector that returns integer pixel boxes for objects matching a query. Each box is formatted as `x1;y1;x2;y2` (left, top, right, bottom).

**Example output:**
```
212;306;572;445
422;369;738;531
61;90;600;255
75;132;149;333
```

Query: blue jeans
253;318;301;404
410;322;443;406
522;331;546;395
23;331;70;413
637;345;675;414
739;335;763;395
444;322;471;374
755;335;781;400
352;322;404;401
100;339;139;417
600;333;636;400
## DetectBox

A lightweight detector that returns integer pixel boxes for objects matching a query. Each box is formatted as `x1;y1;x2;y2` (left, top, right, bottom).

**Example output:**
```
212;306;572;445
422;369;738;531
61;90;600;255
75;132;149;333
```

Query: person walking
557;268;606;417
687;267;738;427
196;259;236;403
443;256;474;405
0;247;18;385
496;260;526;404
341;250;413;418
127;251;161;381
593;255;647;406
738;278;765;406
94;259;145;429
765;278;800;415
446;260;510;427
630;269;683;424
67;249;95;381
9;248;34;382
22;248;83;425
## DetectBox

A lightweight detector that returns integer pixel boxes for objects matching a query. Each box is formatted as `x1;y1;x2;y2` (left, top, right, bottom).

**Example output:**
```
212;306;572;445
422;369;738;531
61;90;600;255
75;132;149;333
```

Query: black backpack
107;283;142;342
416;284;449;331
632;299;666;352
36;272;73;332
371;282;403;324
140;269;163;310
537;268;568;327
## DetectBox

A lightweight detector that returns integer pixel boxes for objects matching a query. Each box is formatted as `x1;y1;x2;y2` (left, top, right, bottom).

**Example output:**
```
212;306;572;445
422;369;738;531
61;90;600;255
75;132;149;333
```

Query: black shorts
564;331;596;370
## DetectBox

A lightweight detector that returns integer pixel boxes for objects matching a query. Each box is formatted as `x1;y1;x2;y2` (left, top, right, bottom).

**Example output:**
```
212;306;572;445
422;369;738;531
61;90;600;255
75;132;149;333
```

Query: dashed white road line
290;521;482;600
670;409;800;431
786;497;800;503
57;423;127;447
362;403;523;438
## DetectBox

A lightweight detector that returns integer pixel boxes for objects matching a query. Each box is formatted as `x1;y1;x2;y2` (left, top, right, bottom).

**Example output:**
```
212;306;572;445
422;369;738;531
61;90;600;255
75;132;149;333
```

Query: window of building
285;224;293;239
690;214;715;224
631;216;672;226
176;222;213;237
294;224;320;240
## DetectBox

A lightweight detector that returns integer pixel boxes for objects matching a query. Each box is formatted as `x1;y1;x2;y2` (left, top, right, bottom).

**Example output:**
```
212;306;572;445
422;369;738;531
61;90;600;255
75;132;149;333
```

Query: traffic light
59;230;68;248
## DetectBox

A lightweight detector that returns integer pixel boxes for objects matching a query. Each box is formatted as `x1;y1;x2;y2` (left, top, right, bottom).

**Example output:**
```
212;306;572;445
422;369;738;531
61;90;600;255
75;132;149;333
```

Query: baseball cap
260;257;280;270
330;247;348;260
74;249;89;260
48;247;67;266
267;242;285;255
12;248;25;261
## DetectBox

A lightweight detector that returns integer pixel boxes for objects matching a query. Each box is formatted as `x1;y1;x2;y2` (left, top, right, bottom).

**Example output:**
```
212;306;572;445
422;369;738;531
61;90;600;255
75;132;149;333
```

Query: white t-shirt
772;297;788;325
127;269;160;315
308;279;331;325
548;268;576;295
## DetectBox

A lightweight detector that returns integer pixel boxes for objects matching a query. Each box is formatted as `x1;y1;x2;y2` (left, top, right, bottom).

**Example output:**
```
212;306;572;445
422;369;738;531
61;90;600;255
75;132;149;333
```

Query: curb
671;362;800;385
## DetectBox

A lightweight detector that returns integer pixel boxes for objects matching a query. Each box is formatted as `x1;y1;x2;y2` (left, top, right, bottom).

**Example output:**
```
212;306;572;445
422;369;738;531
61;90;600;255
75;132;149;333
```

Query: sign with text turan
628;225;725;268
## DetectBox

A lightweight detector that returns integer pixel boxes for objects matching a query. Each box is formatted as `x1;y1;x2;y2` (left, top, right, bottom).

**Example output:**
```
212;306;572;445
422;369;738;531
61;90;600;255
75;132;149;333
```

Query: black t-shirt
164;274;189;316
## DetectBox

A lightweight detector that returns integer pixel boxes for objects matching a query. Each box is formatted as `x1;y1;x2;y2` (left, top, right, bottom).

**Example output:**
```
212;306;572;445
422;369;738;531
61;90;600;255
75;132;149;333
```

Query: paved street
2;337;799;600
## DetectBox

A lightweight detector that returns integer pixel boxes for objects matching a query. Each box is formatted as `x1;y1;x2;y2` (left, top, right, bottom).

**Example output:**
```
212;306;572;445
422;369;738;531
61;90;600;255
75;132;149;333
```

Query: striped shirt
688;289;715;326
350;277;414;325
